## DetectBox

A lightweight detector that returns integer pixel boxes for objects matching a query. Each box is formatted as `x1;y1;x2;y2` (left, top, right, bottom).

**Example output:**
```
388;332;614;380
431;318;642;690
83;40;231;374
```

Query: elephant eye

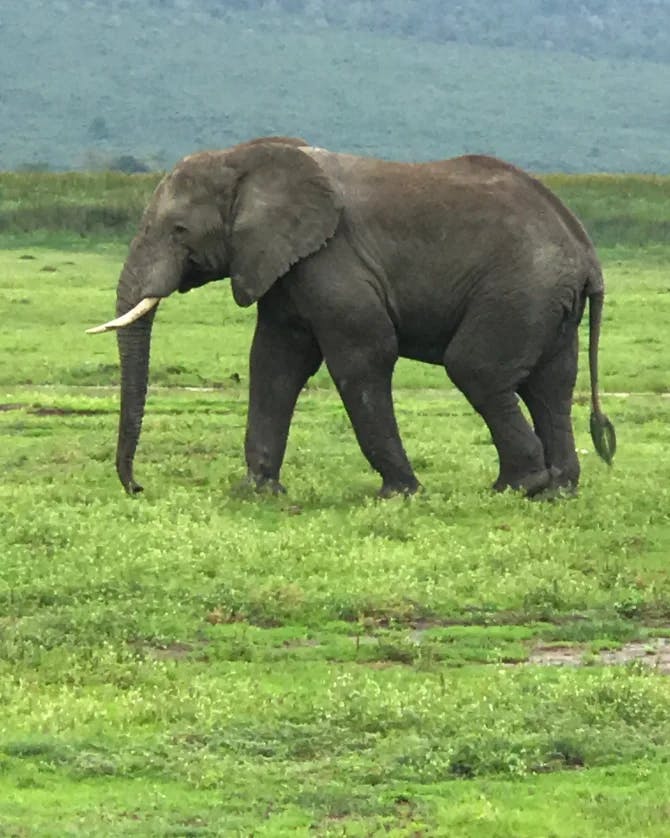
173;223;188;234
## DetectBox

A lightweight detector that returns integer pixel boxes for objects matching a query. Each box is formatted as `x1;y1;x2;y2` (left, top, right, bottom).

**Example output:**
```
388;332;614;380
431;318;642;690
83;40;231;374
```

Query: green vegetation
202;0;670;64
3;171;670;253
2;2;670;173
0;172;157;240
1;176;669;832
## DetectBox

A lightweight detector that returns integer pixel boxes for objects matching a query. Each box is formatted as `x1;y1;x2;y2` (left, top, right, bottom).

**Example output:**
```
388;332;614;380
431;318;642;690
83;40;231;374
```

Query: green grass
3;171;670;250
1;238;669;834
545;173;670;249
0;172;158;240
2;239;669;394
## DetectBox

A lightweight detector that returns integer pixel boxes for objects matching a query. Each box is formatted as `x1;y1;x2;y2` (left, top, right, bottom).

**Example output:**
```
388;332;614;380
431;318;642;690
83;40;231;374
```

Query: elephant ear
229;143;342;306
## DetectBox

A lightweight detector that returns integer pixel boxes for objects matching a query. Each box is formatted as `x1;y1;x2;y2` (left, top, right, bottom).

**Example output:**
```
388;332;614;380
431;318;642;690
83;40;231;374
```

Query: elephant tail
587;286;616;465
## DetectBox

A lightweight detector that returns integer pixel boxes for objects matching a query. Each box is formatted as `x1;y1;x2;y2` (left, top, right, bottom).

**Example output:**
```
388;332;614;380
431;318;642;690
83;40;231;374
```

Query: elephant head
87;137;342;493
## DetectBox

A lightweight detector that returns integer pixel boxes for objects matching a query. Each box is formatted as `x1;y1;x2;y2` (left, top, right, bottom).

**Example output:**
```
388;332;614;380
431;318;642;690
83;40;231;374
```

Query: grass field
3;171;670;251
1;208;670;833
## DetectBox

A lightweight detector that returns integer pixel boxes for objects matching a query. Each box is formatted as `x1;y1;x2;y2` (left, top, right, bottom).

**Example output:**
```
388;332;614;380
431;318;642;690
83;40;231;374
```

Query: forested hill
1;0;669;173
188;0;670;64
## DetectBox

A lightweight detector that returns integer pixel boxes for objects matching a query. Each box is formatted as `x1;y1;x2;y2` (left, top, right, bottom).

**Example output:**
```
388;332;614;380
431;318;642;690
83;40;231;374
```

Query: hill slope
0;2;668;172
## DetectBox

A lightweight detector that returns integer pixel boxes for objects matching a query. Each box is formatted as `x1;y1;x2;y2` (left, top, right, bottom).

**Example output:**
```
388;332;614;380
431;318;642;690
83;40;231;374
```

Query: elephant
87;135;615;499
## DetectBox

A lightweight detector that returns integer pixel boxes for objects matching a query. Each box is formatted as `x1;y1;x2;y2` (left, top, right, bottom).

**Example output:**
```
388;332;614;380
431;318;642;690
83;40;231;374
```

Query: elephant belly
397;338;448;365
396;304;464;365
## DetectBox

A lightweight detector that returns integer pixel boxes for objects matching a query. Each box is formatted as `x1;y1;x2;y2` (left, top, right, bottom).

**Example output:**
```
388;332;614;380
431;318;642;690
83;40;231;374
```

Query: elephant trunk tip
116;457;145;495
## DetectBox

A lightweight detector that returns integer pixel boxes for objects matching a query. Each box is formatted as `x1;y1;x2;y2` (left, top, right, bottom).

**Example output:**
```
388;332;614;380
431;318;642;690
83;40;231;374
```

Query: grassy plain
1;182;670;834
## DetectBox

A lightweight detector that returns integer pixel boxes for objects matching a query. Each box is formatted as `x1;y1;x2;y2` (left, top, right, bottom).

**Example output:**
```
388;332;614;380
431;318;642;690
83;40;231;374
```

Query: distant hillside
191;0;670;64
0;1;669;173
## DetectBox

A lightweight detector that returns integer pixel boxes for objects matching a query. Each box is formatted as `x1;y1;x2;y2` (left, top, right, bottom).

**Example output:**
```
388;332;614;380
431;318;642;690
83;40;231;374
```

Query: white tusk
85;297;160;334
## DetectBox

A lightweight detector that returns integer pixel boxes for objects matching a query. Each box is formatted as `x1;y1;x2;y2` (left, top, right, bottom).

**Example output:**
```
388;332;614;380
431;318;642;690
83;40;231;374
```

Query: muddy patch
529;638;670;673
128;632;670;672
30;405;107;416
143;642;194;661
0;403;108;416
350;631;670;674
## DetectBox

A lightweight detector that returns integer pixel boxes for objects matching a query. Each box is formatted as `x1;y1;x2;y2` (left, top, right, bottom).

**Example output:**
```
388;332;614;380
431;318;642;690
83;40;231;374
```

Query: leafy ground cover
1;240;669;834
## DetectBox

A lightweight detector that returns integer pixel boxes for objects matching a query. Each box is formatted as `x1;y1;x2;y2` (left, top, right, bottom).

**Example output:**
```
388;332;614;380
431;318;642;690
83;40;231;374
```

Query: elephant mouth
177;276;208;293
178;270;227;294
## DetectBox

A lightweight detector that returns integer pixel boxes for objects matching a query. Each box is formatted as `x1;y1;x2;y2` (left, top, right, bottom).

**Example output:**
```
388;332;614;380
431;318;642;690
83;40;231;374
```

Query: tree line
153;0;670;63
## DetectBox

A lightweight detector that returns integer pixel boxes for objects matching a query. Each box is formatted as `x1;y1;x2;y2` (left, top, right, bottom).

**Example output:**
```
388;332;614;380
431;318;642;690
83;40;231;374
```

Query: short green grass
1;236;670;835
2;241;669;394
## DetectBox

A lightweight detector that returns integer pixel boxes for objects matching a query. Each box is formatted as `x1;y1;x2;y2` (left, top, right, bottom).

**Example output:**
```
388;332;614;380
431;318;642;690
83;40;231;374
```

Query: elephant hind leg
518;333;580;492
444;332;550;496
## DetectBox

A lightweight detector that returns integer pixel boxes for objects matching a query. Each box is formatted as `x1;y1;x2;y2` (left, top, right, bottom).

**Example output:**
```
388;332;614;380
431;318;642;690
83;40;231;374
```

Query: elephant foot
492;468;553;498
493;466;578;501
122;479;143;496
378;477;421;499
257;477;287;495
530;483;578;502
530;468;579;502
233;472;287;497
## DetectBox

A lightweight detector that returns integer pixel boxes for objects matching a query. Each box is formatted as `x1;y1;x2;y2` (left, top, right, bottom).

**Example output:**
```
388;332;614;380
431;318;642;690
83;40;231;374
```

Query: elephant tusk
85;297;160;334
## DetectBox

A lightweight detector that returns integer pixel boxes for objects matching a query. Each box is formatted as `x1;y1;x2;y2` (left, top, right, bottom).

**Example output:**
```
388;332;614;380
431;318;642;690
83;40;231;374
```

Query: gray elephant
87;136;615;498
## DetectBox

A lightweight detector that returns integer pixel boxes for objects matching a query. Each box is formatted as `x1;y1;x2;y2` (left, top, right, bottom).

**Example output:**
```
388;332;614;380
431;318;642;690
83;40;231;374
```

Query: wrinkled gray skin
113;136;615;498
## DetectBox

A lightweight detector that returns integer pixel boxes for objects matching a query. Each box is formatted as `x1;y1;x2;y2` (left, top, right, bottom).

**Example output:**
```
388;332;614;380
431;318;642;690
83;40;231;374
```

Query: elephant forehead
154;172;208;213
170;160;235;202
153;186;182;221
154;194;222;237
177;150;229;170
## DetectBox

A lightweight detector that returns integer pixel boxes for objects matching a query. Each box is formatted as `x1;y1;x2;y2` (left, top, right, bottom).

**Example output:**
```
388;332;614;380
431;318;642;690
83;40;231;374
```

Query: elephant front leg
244;315;322;494
325;344;420;497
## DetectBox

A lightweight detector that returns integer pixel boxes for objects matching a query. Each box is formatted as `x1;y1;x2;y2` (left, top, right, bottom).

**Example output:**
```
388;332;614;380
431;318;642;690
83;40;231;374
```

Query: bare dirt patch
139;642;194;661
529;638;670;673
0;403;107;416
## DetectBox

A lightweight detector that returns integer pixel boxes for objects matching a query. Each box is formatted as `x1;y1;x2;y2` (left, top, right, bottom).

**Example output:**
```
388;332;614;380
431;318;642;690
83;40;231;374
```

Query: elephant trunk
114;260;160;494
116;311;156;493
87;226;186;493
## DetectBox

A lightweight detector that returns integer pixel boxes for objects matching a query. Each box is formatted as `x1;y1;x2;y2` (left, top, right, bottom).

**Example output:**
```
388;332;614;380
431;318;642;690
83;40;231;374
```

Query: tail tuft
590;412;616;466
